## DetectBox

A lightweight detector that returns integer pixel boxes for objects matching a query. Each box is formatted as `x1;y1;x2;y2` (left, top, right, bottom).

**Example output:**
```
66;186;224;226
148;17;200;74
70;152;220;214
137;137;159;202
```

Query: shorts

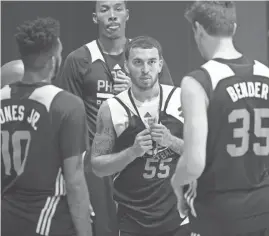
119;224;190;236
2;197;76;236
190;228;269;236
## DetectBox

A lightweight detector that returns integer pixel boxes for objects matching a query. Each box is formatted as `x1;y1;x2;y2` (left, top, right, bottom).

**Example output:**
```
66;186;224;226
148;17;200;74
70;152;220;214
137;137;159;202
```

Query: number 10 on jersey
1;130;31;176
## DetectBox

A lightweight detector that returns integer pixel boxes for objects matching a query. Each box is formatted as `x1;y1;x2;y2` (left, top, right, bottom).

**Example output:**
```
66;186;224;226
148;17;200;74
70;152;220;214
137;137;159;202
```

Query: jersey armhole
188;68;213;100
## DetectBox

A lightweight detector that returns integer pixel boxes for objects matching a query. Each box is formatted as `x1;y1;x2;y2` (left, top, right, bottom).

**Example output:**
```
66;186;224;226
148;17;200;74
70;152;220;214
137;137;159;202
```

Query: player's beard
134;74;159;91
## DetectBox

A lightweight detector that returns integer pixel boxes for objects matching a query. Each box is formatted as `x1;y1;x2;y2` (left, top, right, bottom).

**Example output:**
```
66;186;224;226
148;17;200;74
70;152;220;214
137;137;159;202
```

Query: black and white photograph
1;1;269;236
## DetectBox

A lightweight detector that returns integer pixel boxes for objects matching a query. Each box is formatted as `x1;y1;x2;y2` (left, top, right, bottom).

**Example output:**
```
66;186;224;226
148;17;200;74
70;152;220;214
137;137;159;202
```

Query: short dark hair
93;0;127;13
125;36;163;60
185;1;237;37
15;17;60;70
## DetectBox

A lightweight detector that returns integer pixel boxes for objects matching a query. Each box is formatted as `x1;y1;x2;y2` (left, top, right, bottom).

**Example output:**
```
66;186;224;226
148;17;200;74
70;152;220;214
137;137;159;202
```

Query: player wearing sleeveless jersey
91;36;189;236
1;18;92;236
172;2;269;236
54;2;174;236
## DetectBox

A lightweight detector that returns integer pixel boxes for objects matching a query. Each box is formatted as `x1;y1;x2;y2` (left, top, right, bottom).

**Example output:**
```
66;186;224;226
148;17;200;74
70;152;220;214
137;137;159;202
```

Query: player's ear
232;22;237;36
125;9;129;21
124;60;129;74
195;21;206;38
92;13;98;24
158;58;163;73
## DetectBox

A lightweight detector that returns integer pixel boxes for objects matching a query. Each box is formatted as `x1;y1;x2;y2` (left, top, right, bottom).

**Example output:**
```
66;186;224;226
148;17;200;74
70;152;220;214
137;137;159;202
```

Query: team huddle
1;1;269;236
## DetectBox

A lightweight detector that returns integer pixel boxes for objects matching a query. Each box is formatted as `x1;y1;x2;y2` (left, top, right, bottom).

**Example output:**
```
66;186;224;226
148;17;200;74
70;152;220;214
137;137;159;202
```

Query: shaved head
1;60;24;88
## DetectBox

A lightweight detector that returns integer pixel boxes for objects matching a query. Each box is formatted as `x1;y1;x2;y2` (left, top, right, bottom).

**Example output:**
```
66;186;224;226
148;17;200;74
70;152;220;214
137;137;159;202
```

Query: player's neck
211;38;242;60
131;83;160;103
98;36;127;55
22;71;47;83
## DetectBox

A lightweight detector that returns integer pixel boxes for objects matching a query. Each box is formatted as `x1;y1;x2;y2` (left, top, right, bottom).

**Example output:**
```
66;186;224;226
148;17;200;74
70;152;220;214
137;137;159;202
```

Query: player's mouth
140;76;151;81
107;24;120;31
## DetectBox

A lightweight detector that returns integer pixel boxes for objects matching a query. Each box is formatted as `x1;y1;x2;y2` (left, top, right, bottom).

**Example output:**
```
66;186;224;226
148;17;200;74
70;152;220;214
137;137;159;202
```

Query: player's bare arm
172;76;208;186
150;123;184;155
62;97;93;236
64;154;93;236
91;101;153;177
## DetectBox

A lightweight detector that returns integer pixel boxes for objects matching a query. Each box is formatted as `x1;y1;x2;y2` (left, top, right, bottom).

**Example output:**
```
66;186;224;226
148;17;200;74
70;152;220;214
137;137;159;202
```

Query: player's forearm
173;154;202;186
66;174;92;236
91;147;137;177
168;135;184;155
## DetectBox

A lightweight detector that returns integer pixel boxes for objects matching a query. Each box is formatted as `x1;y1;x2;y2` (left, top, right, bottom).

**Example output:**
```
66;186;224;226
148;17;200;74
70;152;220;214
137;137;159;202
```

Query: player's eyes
116;7;123;12
100;8;108;13
149;60;156;65
133;60;142;65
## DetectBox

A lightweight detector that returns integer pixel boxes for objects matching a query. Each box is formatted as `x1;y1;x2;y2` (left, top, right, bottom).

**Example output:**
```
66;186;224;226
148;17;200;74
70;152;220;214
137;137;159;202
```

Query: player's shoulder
97;100;113;122
0;84;12;100
1;60;24;74
161;84;181;100
186;66;209;82
66;44;91;64
161;84;180;92
113;89;129;101
51;89;85;115
57;90;84;107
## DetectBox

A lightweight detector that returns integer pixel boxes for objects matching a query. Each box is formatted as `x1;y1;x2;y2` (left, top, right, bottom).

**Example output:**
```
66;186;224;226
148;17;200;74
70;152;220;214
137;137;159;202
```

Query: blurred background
1;1;269;86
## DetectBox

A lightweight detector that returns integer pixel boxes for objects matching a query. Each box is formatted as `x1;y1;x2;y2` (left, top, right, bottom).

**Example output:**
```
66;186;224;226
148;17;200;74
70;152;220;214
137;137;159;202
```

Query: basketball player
1;60;24;88
54;1;174;236
171;2;269;236
1;17;93;236
91;36;189;236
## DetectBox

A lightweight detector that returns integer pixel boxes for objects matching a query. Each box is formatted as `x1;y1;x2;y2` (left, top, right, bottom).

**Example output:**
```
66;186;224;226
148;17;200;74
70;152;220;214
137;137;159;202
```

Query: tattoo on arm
91;104;116;157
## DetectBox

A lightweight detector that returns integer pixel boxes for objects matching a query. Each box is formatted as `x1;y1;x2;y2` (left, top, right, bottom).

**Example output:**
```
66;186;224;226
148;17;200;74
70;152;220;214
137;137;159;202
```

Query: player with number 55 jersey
91;36;189;236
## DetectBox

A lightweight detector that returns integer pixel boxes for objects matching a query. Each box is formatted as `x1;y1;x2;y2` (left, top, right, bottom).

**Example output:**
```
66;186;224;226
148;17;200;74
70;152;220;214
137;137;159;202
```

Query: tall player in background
54;1;174;236
1;17;93;236
171;1;269;236
91;36;189;236
1;60;24;88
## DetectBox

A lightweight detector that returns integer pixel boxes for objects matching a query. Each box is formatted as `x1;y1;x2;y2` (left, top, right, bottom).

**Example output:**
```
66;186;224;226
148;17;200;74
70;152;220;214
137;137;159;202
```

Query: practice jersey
54;39;174;142
1;81;88;236
107;84;185;234
187;57;269;235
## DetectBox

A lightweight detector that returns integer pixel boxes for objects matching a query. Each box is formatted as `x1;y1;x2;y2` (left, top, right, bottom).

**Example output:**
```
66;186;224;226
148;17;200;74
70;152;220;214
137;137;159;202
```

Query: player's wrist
126;146;140;160
166;132;174;148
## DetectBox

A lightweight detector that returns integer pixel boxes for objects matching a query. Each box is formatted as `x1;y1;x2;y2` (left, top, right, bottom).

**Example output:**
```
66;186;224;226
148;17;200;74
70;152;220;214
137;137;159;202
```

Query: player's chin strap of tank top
127;85;163;126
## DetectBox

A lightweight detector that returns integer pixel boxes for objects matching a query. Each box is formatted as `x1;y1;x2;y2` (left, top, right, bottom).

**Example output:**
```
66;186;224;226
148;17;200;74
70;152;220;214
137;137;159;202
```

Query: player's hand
150;123;173;147
171;175;189;218
112;70;132;94
130;129;153;157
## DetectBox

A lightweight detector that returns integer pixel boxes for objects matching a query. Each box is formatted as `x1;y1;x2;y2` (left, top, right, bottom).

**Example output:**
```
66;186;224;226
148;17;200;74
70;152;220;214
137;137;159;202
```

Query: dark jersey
1;82;88;236
187;57;269;235
54;40;174;142
107;85;185;234
54;40;174;236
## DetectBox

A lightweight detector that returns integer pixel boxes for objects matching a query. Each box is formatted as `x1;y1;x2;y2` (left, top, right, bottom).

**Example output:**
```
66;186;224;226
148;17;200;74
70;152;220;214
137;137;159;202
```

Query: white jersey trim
85;40;105;63
107;85;183;137
29;85;62;112
202;60;235;90
253;60;269;78
36;168;66;235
